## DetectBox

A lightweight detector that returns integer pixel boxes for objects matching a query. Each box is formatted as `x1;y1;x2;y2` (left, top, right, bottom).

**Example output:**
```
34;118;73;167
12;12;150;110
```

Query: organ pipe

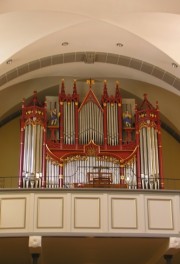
139;124;160;189
79;101;103;145
106;103;119;146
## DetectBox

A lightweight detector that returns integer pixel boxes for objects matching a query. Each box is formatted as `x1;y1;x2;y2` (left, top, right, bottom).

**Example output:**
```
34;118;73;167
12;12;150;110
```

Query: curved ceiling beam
0;52;179;94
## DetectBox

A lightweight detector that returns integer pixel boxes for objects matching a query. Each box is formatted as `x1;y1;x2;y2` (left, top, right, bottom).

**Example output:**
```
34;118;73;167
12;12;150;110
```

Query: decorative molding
0;198;26;229
73;197;101;229
37;197;64;229
111;197;138;229
147;199;174;230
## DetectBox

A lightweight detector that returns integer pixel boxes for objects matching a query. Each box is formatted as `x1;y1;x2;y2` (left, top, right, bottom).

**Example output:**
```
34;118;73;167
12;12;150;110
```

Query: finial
73;79;77;95
22;98;25;108
103;80;107;89
33;91;38;104
144;93;147;100
86;78;94;89
61;79;65;92
135;103;137;111
156;100;159;109
73;79;76;88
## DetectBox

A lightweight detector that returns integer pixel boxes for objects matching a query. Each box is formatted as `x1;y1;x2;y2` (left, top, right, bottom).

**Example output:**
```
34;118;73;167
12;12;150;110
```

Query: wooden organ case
19;80;164;189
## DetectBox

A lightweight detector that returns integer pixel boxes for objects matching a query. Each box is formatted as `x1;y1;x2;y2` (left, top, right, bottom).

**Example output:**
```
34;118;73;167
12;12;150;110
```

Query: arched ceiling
0;0;180;140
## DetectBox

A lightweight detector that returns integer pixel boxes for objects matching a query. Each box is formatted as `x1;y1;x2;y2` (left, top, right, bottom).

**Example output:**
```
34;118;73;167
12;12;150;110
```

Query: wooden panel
147;199;174;230
0;198;26;229
111;198;137;229
73;197;100;229
37;197;64;228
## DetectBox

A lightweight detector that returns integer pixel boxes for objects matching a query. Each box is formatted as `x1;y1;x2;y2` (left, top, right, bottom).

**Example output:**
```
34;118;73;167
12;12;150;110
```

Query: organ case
19;80;164;189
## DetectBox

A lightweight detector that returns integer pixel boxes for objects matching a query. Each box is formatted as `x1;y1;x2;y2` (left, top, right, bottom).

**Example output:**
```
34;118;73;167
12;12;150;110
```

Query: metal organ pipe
64;102;67;144
154;129;159;176
89;102;91;141
27;124;31;174
153;127;160;188
107;103;118;146
98;106;102;144
39;126;43;176
85;103;89;143
35;125;40;173
63;101;75;145
107;104;110;145
46;158;59;188
139;124;160;189
139;128;145;187
72;102;75;144
31;124;36;174
151;127;156;177
147;127;152;180
22;121;44;188
23;125;28;174
63;156;125;187
114;104;118;145
142;127;148;188
112;104;116;145
124;157;137;189
67;102;70;144
79;102;103;145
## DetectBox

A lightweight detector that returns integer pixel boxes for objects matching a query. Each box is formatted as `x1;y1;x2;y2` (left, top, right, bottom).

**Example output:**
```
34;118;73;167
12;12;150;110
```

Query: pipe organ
19;92;46;188
19;80;164;189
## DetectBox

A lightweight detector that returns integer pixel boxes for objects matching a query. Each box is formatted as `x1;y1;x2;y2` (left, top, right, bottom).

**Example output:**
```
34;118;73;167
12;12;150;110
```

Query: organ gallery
18;80;164;189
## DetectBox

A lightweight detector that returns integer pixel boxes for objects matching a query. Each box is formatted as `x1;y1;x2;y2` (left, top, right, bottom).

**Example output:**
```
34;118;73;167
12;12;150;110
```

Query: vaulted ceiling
0;0;180;140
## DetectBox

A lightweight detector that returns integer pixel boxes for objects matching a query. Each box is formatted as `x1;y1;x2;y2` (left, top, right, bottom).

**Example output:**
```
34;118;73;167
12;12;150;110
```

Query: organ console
18;80;164;189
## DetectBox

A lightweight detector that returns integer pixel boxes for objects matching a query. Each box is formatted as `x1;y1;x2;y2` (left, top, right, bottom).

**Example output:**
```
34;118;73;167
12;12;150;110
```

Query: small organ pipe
142;127;148;178
147;127;152;178
84;104;87;144
103;103;107;147
27;124;32;174
114;104;116;145
154;130;159;176
23;126;28;174
151;127;156;177
35;125;40;173
107;104;110;145
30;124;35;174
111;103;116;146
39;126;43;175
72;102;75;144
64;102;67;143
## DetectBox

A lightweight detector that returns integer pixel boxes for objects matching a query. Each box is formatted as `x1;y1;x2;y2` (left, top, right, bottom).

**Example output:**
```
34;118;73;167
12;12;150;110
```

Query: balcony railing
0;176;180;190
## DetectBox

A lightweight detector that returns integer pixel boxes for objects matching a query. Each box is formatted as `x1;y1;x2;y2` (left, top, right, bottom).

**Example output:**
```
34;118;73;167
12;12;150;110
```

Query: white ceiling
0;0;180;136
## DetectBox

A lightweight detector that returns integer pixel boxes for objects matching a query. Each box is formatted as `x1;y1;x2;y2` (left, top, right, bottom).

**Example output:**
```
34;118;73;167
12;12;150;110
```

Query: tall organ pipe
79;102;103;145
